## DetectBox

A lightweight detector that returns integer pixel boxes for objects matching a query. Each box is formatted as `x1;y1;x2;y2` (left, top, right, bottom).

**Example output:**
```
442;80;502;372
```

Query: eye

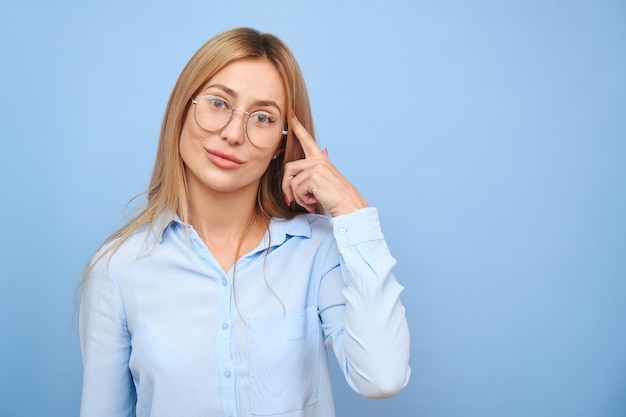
205;95;230;111
250;111;279;127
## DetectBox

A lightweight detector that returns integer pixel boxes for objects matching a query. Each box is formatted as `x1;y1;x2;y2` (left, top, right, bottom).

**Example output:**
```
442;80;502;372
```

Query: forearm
329;208;411;398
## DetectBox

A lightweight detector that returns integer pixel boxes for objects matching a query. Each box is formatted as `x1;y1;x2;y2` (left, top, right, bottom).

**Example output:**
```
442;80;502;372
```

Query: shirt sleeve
79;261;136;417
320;207;411;399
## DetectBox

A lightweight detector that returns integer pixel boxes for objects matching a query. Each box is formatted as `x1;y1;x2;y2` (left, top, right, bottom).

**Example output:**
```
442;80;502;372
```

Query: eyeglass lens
193;95;285;148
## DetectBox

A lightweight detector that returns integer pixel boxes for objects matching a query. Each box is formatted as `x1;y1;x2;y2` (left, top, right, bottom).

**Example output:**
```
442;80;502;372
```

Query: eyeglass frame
190;96;289;149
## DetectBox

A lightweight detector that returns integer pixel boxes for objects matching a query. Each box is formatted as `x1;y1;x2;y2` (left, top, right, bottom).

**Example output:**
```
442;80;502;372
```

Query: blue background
1;1;625;416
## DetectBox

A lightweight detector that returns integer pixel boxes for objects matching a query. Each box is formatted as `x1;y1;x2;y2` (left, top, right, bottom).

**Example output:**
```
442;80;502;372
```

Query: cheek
255;143;282;168
179;126;189;154
180;108;205;142
180;113;207;144
251;154;273;173
244;150;275;180
179;124;198;166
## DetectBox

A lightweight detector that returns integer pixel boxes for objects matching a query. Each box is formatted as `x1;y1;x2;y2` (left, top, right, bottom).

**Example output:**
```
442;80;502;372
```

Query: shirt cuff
331;207;385;248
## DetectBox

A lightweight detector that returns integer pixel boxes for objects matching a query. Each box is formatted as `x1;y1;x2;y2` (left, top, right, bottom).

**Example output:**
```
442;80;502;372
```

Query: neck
185;178;268;271
189;190;260;237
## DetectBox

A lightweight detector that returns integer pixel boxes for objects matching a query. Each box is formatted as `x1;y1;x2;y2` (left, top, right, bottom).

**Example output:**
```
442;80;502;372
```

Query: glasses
191;95;288;148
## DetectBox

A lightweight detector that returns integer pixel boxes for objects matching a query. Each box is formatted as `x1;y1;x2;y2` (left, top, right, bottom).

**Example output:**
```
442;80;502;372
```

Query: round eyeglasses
191;95;288;149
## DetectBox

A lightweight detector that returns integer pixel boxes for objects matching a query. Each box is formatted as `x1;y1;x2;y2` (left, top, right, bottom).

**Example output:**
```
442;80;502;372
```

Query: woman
79;27;410;417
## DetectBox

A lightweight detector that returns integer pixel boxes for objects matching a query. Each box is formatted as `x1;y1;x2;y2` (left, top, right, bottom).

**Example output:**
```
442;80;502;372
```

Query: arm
79;262;136;416
320;208;411;399
282;115;410;397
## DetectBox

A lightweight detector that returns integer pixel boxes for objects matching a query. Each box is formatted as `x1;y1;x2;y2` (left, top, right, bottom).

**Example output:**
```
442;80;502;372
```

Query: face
179;58;287;198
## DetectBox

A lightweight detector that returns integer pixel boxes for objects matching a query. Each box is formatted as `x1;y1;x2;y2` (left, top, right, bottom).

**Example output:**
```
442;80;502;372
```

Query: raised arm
283;114;410;397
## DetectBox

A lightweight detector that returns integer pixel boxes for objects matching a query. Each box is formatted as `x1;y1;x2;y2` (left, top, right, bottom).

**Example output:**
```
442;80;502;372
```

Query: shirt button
338;228;347;235
224;370;231;378
222;323;229;330
222;278;228;286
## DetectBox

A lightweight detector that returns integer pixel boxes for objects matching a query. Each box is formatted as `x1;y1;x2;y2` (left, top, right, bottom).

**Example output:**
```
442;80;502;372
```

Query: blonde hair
84;27;318;275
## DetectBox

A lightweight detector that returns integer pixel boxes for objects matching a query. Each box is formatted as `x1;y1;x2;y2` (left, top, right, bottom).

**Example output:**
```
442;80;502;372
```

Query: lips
205;148;244;169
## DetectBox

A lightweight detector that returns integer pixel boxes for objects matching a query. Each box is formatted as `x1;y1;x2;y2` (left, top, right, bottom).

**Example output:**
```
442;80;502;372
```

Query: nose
219;109;248;145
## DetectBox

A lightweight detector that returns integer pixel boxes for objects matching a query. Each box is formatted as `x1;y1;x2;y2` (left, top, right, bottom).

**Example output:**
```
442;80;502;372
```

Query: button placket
215;273;236;415
189;229;238;416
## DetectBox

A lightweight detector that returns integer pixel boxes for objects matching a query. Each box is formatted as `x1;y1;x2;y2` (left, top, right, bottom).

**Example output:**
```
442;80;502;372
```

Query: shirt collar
157;212;182;243
157;213;314;245
265;215;312;247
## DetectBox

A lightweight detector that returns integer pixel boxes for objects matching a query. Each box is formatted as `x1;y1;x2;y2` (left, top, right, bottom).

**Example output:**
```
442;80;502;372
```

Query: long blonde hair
84;27;318;275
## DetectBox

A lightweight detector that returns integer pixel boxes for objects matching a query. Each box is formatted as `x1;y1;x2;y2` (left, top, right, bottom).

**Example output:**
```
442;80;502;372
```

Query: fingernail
284;194;290;206
291;110;297;120
323;148;328;157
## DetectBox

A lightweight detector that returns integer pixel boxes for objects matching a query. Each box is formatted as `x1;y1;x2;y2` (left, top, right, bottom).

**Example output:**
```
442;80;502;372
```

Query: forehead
203;58;286;111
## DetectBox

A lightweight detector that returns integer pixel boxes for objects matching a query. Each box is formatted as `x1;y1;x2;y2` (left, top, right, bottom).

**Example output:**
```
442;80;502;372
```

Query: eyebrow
204;83;283;115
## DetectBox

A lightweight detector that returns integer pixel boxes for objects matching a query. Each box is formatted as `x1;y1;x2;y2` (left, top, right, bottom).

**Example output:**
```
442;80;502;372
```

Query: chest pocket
246;305;320;415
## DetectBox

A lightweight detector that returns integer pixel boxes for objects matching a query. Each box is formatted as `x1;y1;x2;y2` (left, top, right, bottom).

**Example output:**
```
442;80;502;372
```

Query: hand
282;113;368;217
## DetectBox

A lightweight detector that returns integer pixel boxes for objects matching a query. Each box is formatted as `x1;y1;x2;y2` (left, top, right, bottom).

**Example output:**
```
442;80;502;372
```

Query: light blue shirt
79;207;410;417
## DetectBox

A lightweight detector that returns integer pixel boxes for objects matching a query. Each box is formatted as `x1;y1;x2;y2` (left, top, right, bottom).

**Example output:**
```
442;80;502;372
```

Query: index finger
290;112;323;159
